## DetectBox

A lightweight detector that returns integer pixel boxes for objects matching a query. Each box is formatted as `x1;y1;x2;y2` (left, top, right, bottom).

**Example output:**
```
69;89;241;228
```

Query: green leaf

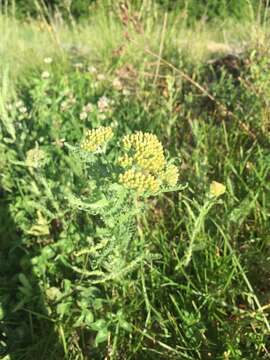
90;319;107;331
95;328;109;345
18;273;32;290
84;311;94;326
118;319;132;332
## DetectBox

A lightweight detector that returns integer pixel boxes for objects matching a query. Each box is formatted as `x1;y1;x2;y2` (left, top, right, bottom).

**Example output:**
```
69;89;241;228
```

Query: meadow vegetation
1;1;270;359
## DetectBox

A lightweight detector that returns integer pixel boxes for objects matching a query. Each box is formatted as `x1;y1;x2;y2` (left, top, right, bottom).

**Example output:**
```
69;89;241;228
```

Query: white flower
74;63;83;69
41;71;50;79
122;88;130;96
98;96;110;112
44;57;53;64
80;111;88;120
112;78;123;90
15;100;24;108
83;103;94;113
88;66;97;74
97;73;106;81
19;106;27;114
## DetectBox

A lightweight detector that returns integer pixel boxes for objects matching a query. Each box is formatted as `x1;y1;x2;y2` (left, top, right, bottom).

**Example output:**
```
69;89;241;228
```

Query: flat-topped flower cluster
81;127;179;194
81;126;113;152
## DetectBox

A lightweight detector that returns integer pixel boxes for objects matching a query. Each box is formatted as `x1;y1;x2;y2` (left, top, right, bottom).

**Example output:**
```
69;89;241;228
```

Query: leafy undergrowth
1;9;270;360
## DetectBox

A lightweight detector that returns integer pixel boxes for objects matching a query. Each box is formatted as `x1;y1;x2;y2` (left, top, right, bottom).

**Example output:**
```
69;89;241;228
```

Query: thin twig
154;12;168;85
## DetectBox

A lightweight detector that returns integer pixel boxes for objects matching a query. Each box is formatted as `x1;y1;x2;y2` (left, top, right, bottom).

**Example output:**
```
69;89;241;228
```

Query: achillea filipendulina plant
72;128;181;282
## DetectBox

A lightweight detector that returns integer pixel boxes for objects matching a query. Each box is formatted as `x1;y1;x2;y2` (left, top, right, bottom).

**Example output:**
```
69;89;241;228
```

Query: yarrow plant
68;126;181;279
67;127;181;278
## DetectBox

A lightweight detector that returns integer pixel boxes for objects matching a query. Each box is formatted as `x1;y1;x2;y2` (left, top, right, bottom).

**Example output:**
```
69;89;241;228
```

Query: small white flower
98;113;106;121
44;57;53;64
83;103;94;113
15;100;24;108
19;106;27;114
74;63;83;69
88;66;97;74
80;111;88;120
97;73;106;81
41;71;50;79
98;96;110;112
112;78;123;90
122;88;130;96
60;101;69;111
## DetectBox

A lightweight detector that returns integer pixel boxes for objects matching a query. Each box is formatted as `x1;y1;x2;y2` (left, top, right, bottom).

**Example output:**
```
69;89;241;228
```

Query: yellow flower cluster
118;131;179;194
81;126;113;152
122;132;165;173
161;164;179;187
119;169;160;193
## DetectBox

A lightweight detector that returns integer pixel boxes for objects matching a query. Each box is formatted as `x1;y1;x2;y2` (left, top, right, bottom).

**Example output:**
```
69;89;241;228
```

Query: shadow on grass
0;190;63;360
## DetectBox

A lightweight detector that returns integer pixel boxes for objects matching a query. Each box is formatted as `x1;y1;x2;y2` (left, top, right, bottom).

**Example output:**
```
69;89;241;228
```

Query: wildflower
6;103;13;111
98;96;110;112
83;103;94;113
80;111;88;120
41;71;50;79
44;57;53;64
19;106;27;114
25;147;46;168
112;78;123;90
60;101;69;112
210;181;226;197
119;169;160;194
74;63;83;69
15;100;24;108
88;66;97;74
161;164;179;187
121;132;165;174
122;88;130;96
98;113;106;121
97;74;106;81
81;126;113;152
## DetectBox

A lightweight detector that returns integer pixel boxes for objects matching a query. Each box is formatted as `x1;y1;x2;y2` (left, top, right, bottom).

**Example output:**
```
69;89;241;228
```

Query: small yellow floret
81;126;113;152
118;154;133;168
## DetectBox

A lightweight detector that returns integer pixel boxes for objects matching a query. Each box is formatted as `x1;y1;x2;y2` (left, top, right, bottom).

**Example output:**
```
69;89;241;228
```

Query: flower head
121;132;165;174
41;71;50;79
210;181;226;197
119;169;160;194
98;96;110;112
25;148;46;168
81;126;113;153
44;57;53;64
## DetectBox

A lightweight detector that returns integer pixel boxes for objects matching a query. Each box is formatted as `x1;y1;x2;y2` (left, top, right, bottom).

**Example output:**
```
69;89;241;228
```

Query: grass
1;2;270;359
